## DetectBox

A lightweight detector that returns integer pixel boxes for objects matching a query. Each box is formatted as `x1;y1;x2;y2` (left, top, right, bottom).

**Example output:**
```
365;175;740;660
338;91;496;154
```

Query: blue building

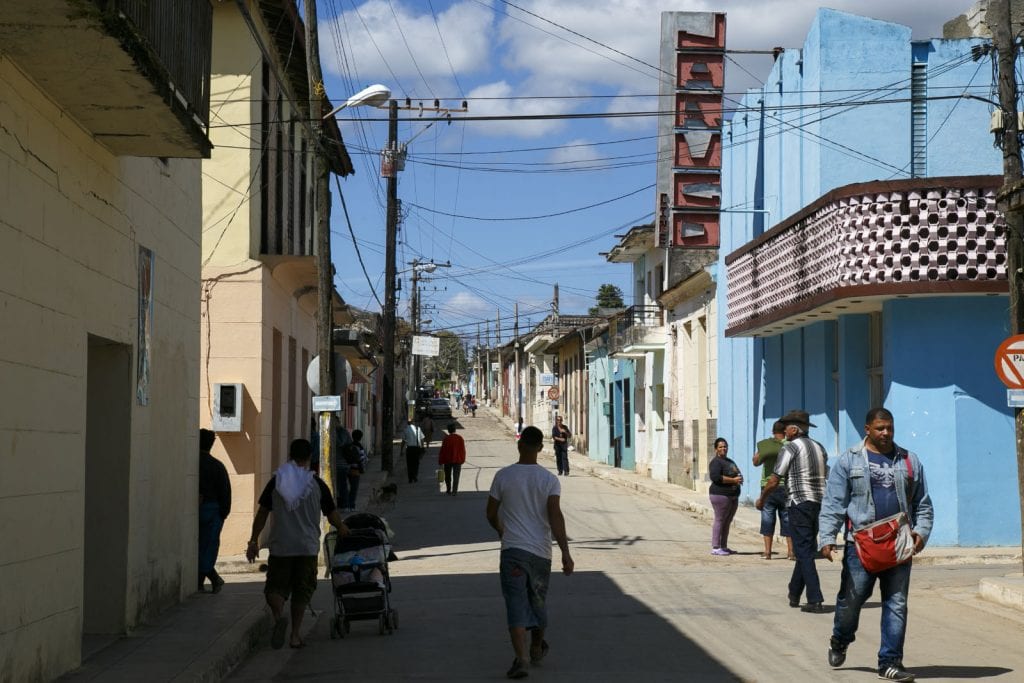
586;328;637;470
717;9;1019;546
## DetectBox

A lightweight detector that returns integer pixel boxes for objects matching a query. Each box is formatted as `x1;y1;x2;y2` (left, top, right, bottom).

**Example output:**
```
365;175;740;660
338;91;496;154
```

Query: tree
589;283;624;314
422;331;466;385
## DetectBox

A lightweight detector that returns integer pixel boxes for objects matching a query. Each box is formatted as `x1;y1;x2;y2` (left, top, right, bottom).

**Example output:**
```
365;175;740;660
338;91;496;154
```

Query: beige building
201;1;355;552
0;2;213;680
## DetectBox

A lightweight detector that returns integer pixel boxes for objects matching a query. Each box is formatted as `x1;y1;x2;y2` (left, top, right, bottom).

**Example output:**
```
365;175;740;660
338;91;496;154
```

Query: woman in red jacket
437;423;467;495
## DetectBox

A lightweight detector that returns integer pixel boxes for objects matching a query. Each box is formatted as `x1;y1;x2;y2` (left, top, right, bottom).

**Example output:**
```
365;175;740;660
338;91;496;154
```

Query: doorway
83;335;131;651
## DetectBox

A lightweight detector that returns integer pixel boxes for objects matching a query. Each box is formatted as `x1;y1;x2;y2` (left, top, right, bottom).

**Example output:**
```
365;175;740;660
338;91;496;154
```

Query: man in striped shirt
756;409;829;613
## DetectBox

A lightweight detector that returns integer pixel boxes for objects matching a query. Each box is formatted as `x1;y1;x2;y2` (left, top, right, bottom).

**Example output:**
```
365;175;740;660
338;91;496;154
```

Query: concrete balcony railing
0;0;212;158
724;176;1007;337
608;305;666;355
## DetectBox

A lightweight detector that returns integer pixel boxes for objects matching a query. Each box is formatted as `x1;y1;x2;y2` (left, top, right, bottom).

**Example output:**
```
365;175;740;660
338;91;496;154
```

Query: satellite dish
306;354;352;397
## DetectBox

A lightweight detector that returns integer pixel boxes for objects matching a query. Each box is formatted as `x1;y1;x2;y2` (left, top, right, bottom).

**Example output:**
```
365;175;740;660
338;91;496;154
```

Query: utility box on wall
212;383;243;432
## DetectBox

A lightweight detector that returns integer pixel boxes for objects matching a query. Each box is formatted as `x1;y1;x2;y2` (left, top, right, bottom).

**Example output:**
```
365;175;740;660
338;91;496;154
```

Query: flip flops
271;617;288;649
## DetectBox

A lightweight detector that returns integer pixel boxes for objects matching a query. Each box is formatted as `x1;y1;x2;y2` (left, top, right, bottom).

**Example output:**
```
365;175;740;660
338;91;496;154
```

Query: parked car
427;397;452;420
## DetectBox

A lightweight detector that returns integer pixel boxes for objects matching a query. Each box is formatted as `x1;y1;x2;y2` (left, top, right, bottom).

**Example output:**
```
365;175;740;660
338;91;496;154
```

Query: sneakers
877;664;915;681
722;548;737;555
801;602;826;613
827;637;847;667
530;640;549;665
788;594;800;608
710;548;730;556
506;658;529;679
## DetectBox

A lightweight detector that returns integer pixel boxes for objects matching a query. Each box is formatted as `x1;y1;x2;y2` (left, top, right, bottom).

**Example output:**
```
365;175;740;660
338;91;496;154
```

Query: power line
407;183;653;221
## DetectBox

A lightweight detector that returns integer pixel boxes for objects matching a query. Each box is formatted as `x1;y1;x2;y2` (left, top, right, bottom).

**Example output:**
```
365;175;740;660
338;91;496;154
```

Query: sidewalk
58;466;392;683
59;412;1023;682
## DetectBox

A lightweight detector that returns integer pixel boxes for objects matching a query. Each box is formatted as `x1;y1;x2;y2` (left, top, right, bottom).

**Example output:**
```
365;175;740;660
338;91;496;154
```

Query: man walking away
756;409;828;612
819;407;933;682
754;421;793;560
438;423;466;495
402;418;426;483
198;428;231;593
486;426;574;679
245;439;350;649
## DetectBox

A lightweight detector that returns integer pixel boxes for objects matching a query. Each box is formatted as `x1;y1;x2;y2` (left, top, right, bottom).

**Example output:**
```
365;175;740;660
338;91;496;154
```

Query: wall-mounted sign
539;372;555;386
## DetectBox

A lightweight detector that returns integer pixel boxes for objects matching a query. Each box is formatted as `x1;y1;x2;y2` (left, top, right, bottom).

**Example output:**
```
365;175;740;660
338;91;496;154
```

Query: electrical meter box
212;383;243;432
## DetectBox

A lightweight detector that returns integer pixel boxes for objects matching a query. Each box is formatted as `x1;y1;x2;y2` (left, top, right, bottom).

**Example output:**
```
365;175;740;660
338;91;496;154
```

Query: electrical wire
406;183;653;221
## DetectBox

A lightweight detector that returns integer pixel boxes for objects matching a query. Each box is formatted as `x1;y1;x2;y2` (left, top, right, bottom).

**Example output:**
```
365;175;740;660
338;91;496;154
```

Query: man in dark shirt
551;416;571;476
198;429;231;593
246;438;349;649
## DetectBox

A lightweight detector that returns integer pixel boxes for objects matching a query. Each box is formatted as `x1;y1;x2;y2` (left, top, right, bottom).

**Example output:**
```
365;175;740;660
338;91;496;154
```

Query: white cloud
547;138;601;167
321;0;494;98
463;80;573;138
444;291;493;319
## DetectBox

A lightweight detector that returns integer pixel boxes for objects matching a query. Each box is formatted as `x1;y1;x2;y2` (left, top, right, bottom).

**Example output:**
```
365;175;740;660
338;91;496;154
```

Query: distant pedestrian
819;407;933;682
438;423;466;495
421;414;435;449
551;415;571;476
245;439;350;649
486;426;574;679
470;398;477;417
708;437;742;556
198;428;231;593
402;418;426;483
514;417;524;441
757;409;829;613
753;421;793;560
339;429;368;511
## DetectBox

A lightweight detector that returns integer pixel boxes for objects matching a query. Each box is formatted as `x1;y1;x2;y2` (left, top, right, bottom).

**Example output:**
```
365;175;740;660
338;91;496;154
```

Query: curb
179;605;272;683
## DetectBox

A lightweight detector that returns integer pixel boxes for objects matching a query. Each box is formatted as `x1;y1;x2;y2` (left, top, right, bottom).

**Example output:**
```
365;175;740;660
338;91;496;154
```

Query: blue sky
318;0;969;344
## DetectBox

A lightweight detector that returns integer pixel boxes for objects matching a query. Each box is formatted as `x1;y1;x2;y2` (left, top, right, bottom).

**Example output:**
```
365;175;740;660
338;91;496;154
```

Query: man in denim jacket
818;407;933;682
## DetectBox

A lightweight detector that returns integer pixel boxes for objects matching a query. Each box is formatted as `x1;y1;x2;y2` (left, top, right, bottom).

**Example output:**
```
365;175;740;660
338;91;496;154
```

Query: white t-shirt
489;463;561;559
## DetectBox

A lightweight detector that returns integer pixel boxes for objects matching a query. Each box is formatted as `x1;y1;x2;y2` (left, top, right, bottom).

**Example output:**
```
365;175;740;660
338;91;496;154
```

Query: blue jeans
499;548;551;629
833;545;913;668
759;487;790;537
198;502;224;578
555;447;569;474
787;500;824;604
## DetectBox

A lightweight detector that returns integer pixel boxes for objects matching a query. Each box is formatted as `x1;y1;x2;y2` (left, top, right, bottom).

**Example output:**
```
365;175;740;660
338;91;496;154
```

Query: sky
318;0;973;345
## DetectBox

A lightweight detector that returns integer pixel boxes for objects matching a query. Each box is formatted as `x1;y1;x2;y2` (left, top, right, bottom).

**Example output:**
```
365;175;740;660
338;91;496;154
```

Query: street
228;412;1024;682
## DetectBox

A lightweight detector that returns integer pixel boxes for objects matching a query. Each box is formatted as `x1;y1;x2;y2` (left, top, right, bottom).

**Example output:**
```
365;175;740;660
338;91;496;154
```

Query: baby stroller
324;513;398;638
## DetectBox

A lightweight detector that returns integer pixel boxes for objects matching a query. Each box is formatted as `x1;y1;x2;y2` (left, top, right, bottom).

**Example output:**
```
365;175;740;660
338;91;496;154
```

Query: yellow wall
200;2;320;553
0;55;201;681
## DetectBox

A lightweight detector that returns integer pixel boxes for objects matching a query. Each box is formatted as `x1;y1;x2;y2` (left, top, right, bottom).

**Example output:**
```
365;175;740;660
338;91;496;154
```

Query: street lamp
327;94;463;473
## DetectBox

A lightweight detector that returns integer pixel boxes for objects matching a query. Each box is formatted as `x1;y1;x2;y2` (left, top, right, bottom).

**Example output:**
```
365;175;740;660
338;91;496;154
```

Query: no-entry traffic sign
994;335;1024;389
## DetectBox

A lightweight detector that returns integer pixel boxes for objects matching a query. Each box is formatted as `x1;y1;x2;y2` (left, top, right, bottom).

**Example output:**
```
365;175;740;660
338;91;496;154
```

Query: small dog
369;483;398;511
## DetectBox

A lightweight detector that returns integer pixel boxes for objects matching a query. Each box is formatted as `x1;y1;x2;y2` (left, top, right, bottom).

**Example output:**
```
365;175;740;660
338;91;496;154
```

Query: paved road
228;412;1024;682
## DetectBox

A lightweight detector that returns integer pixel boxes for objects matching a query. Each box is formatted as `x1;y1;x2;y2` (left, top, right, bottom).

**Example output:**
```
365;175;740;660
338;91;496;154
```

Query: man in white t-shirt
486;426;574;680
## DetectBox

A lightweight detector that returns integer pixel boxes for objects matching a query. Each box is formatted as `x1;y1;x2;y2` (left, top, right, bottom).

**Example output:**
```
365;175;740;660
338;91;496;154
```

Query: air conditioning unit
212;383;243;432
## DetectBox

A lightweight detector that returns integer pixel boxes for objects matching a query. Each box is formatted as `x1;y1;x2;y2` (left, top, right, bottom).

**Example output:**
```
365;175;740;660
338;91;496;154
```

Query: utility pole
514;302;520;421
992;0;1024;569
381;99;399;472
305;0;335;492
